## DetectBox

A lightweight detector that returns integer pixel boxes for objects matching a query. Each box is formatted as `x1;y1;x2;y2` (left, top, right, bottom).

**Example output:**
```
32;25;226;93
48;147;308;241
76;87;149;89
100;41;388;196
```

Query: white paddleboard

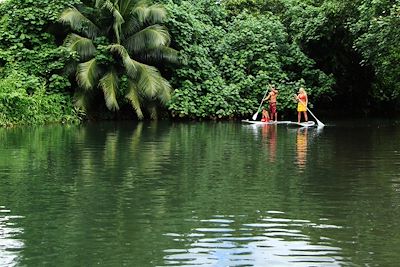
287;121;316;127
242;119;291;125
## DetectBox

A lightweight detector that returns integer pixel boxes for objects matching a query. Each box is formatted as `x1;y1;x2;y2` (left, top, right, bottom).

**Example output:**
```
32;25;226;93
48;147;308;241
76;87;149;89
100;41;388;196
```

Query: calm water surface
0;119;400;266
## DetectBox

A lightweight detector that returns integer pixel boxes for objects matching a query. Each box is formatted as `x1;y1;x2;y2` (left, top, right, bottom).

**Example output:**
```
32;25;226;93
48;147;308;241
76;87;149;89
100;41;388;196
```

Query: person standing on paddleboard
296;87;308;123
263;85;279;122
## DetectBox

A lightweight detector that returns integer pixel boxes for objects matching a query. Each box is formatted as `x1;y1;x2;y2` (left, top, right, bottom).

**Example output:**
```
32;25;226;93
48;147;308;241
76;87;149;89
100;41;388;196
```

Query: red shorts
269;102;277;114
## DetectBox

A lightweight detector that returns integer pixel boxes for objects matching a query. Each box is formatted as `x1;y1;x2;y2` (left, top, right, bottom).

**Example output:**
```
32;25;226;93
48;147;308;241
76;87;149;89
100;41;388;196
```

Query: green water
0;120;400;266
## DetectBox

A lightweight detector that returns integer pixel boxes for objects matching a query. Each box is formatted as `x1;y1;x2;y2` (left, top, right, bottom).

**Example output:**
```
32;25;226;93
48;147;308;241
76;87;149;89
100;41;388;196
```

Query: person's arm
305;94;308;106
264;93;271;101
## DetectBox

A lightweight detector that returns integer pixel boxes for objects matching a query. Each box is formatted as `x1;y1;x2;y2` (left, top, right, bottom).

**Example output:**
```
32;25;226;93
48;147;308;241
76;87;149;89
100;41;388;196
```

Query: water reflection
1;121;400;266
0;207;24;267
262;125;277;163
245;124;261;138
296;128;308;169
163;212;344;266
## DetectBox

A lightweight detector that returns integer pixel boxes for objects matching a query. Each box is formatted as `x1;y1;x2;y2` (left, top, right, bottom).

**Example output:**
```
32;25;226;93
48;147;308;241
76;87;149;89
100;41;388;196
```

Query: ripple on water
0;207;24;267
162;212;346;266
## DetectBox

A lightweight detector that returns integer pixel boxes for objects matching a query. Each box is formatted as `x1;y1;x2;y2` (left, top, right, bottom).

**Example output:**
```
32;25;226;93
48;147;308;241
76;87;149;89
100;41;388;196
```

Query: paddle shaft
252;86;271;120
297;98;325;127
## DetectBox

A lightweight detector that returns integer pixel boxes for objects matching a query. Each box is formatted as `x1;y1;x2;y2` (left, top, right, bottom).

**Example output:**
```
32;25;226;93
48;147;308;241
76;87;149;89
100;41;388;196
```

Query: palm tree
60;0;178;119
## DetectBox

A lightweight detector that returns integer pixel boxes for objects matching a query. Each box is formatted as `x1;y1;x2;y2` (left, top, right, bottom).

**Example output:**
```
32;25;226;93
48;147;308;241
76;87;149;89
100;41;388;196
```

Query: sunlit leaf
124;25;170;54
126;81;144;119
59;8;100;38
99;71;120;111
64;33;96;60
77;59;100;90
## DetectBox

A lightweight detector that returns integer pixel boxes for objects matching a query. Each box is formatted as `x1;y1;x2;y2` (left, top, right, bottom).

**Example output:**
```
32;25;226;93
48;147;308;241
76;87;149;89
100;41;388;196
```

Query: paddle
252;85;272;120
297;98;325;127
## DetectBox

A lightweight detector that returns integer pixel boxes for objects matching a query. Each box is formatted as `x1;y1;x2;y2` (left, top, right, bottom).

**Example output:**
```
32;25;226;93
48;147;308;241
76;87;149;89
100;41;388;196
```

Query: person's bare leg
298;112;301;123
304;112;308;122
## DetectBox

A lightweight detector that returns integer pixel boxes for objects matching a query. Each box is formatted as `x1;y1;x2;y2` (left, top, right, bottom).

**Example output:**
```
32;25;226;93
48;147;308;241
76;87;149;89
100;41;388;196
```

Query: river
0;119;399;266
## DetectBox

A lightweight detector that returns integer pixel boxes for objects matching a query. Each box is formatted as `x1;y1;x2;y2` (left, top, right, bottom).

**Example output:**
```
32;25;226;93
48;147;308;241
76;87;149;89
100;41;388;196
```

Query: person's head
299;87;306;94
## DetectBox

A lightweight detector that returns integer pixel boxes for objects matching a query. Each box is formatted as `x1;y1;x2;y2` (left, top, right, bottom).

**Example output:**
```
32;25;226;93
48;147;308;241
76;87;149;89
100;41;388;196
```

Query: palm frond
113;8;125;43
95;0;106;8
124;25;170;54
108;44;138;79
98;0;114;11
126;81;144;119
132;3;167;26
77;59;101;90
137;47;179;65
122;15;141;37
156;77;172;105
59;7;100;38
100;0;125;43
108;44;129;58
119;0;137;18
99;71;120;111
136;64;159;98
64;33;96;60
147;4;167;24
74;91;91;111
135;63;171;101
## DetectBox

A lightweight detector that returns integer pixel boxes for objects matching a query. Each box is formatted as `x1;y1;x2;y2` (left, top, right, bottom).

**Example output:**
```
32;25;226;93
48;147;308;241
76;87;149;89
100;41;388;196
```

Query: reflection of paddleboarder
262;124;277;162
296;128;308;169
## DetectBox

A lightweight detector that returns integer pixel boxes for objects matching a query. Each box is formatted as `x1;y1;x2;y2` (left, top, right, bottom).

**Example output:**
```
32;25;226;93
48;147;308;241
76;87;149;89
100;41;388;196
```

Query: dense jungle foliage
0;0;399;125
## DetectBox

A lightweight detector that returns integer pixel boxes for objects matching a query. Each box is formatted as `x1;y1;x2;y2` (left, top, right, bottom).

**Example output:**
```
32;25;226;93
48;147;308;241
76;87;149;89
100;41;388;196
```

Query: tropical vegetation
0;0;81;126
164;0;334;119
59;0;178;119
0;0;399;126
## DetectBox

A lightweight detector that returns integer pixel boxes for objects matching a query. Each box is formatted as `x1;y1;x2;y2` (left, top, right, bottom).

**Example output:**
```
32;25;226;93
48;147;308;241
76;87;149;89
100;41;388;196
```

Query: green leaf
99;70;119;111
77;59;100;90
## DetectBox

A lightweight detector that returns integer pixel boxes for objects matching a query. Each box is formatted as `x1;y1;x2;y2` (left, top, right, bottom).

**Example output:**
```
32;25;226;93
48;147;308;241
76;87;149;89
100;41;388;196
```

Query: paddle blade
316;120;325;127
252;112;258;120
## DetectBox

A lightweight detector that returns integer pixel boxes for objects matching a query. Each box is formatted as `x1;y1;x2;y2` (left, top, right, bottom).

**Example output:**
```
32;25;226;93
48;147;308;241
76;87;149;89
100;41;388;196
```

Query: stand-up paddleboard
287;121;316;127
242;119;291;125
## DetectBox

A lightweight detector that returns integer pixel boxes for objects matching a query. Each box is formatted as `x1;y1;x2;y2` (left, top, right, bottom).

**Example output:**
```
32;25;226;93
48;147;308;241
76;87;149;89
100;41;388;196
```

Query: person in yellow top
296;87;308;123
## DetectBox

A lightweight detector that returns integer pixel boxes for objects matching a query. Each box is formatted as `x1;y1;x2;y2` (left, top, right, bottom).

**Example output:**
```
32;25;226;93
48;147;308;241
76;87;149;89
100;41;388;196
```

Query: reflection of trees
262;125;277;163
0;122;399;265
295;122;400;265
161;122;400;266
0;122;175;265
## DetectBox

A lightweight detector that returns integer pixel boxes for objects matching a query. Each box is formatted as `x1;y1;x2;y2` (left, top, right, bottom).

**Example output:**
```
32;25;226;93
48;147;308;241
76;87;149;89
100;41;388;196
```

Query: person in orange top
296;87;308;123
261;107;270;122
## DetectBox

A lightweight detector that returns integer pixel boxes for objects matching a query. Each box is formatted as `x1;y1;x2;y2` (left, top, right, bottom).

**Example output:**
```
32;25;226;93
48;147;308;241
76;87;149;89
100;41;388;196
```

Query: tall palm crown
60;0;177;119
